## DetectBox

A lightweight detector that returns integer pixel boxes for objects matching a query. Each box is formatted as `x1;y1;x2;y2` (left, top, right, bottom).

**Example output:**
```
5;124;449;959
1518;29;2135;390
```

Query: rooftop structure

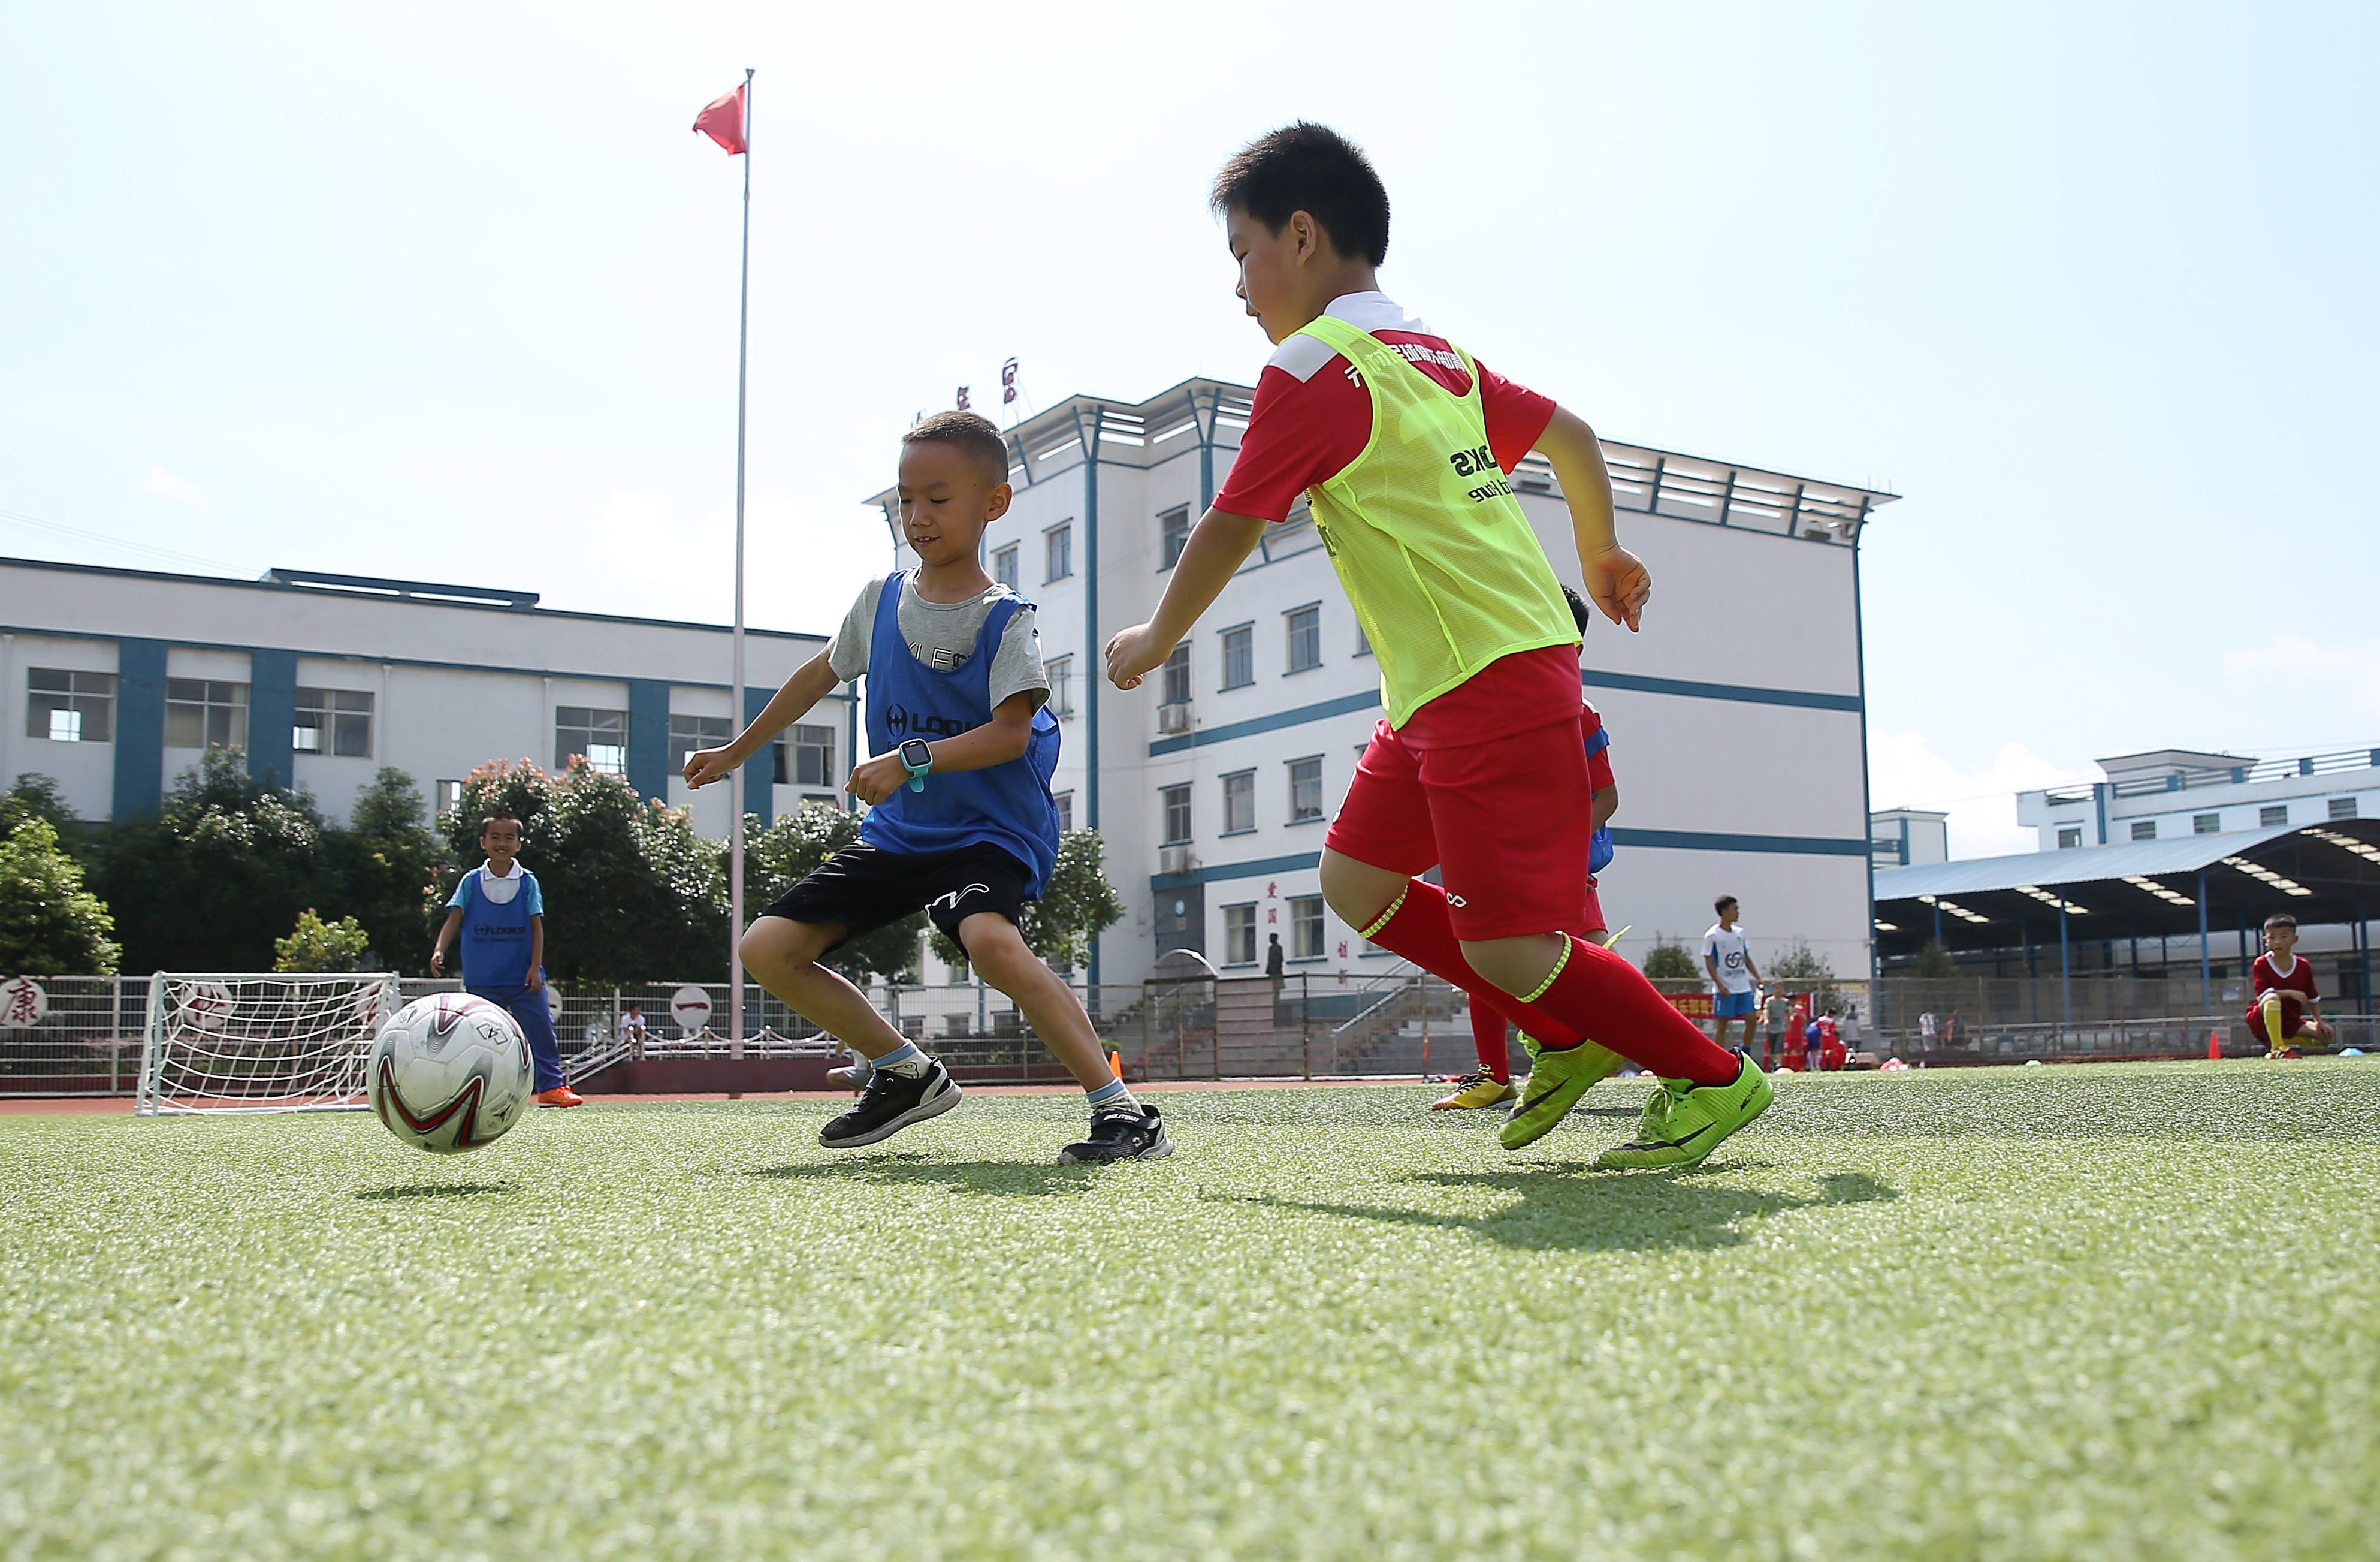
2017;744;2380;851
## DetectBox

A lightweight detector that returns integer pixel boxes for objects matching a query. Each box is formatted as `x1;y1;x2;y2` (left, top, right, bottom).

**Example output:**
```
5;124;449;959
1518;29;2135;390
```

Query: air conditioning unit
1157;703;1194;735
1159;846;1196;876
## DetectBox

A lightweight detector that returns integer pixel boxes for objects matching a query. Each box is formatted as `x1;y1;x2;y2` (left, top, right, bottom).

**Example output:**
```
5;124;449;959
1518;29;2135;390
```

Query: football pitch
5;1063;2378;1560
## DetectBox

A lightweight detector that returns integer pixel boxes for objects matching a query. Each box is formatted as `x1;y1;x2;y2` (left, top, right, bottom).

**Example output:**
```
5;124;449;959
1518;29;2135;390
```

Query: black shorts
760;840;1034;949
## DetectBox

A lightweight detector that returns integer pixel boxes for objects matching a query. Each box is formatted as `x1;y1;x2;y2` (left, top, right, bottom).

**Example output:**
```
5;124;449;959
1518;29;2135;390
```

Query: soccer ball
367;993;534;1154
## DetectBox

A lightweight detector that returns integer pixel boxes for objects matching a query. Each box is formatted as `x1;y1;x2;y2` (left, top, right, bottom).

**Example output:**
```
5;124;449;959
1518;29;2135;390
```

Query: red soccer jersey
2252;953;2318;1008
1213;291;1558;524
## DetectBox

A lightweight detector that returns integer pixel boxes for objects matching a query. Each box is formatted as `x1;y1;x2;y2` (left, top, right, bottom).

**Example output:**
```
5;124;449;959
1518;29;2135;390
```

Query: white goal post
135;972;400;1115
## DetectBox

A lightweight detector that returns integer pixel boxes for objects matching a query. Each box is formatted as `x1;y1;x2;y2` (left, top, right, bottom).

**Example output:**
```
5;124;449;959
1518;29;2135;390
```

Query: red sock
1468;1002;1510;1082
1521;934;1741;1085
1363;880;1582;1046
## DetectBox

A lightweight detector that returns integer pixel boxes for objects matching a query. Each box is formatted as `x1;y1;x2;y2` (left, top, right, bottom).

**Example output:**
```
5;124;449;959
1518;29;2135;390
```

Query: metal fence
7;970;2375;1096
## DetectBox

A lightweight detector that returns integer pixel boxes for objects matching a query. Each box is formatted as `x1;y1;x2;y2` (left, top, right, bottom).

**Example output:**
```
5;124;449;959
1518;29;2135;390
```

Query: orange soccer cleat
534;1085;586;1108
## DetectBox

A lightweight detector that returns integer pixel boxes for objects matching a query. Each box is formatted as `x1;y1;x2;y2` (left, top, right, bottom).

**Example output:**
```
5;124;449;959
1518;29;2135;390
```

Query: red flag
693;85;747;154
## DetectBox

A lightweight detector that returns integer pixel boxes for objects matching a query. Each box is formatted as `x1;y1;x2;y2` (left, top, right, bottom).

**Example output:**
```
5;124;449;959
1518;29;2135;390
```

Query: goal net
135;972;400;1115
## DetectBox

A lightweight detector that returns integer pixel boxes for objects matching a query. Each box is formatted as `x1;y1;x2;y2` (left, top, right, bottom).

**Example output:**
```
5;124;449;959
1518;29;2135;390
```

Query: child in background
687;411;1168;1163
2249;913;2333;1057
1106;123;1769;1165
430;810;579;1108
1434;587;1618;1111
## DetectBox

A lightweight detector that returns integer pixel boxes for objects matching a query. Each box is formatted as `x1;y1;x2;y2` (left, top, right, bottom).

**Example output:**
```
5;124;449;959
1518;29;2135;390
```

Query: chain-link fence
7;969;2375;1095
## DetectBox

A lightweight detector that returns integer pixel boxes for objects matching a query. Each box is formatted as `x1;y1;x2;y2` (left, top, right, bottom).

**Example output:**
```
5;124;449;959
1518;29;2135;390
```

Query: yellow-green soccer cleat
1595;1054;1774;1169
1431;1071;1519;1111
1498;1041;1627;1149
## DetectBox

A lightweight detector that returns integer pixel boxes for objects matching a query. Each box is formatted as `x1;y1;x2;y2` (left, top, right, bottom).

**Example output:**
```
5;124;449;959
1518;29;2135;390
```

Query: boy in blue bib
430;809;578;1107
685;411;1168;1163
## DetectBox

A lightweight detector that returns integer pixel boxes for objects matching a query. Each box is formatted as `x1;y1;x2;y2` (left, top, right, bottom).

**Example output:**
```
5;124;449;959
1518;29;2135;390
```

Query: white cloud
1869;729;2086;861
140;467;213;510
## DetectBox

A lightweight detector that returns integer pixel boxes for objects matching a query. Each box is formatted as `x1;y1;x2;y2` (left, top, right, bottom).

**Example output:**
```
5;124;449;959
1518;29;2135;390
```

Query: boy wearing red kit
2249;913;2333;1057
1106;123;1771;1165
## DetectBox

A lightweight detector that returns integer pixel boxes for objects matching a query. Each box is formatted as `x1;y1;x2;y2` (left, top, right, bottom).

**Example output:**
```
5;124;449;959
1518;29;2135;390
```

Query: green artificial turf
5;1061;2380;1560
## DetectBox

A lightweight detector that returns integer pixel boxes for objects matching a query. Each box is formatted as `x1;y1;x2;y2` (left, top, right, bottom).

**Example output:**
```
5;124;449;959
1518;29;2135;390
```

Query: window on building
1044;523;1073;581
2131;819;2157;842
26;669;114;743
2194;813;2221;834
1161;644;1191;706
1221;770;1255;834
436;779;463;816
2330;797;2359;821
1220;624;1254;689
1046;655;1074;717
1288;756;1325;822
292;688;373;758
1159;505;1191;570
1053;791;1074;834
165;679;249;750
1290;895;1325;960
2260;804;2289;828
2056;825;2083;849
1223;903;1257;966
789;724;836;788
555;705;627;776
668;713;733;774
992;544;1019;592
1286;604;1322;673
1161;783;1192;845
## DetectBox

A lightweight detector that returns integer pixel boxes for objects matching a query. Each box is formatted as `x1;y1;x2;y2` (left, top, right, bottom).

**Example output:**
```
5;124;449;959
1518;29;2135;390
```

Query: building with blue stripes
876;378;1899;988
2;561;853;840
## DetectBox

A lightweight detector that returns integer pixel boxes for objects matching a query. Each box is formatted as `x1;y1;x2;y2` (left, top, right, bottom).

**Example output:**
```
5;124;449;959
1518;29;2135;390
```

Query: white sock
874;1041;928;1078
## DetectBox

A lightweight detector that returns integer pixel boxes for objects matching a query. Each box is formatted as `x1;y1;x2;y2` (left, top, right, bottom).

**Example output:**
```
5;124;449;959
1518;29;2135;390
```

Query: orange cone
1109;1049;1124;1079
2207;1029;2222;1060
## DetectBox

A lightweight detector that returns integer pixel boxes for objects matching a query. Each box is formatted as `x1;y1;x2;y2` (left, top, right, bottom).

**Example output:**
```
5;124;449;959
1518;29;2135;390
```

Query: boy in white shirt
1700;896;1762;1059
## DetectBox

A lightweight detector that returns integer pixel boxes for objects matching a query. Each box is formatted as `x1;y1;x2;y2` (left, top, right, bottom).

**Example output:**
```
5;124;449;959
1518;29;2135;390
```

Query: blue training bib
457;867;539;989
857;572;1061;895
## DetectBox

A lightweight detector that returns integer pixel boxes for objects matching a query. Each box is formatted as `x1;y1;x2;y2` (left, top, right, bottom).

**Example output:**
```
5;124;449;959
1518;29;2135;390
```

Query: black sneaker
1057;1104;1173;1163
818;1057;962;1148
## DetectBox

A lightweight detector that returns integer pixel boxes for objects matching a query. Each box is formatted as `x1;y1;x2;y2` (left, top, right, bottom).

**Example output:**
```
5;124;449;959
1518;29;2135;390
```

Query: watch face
900;739;932;768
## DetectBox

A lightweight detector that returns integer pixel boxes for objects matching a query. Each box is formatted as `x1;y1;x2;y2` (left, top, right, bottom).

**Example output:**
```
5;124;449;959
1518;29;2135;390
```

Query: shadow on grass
355;1181;516;1201
1227;1168;1897;1253
750;1153;1095;1199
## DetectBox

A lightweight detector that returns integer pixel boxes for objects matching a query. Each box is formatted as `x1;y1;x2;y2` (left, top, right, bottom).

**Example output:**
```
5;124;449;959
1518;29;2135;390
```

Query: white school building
875;376;1898;988
3;375;1895;990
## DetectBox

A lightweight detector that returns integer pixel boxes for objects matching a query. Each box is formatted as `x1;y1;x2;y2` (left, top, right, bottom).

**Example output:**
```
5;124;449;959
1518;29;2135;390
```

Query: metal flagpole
729;67;754;1060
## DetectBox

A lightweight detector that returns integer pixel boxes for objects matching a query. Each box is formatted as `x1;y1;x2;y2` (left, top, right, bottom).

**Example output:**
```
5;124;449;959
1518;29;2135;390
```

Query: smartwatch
898;738;934;791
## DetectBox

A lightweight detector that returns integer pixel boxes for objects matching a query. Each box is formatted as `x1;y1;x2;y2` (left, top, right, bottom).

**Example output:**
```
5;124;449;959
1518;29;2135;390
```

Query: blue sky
3;1;2373;856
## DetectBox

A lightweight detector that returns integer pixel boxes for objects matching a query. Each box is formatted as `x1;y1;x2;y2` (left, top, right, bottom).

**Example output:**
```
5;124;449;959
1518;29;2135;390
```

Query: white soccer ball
367;993;534;1154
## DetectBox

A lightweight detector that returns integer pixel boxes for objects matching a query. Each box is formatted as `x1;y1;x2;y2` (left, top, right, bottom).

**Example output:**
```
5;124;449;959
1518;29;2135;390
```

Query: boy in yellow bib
1106;123;1769;1166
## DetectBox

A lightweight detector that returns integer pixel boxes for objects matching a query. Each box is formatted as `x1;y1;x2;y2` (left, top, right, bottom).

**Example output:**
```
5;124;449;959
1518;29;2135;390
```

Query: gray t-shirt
828;575;1049;712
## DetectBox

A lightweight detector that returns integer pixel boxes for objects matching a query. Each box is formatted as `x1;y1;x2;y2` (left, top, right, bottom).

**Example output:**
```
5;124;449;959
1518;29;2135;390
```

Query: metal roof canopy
1874;818;2380;958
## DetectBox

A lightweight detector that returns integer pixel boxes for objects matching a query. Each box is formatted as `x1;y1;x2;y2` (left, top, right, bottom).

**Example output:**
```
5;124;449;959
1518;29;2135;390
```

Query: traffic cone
2207;1029;2222;1060
1109;1049;1124;1079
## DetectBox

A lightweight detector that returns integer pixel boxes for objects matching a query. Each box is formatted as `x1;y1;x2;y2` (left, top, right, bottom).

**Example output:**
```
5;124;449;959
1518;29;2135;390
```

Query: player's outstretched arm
1535;406;1649;632
845;692;1038;805
1106;507;1270;688
684;649;839;789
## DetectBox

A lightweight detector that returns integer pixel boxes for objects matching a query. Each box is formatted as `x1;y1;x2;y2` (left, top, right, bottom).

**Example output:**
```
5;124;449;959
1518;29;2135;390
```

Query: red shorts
2245;996;2314;1035
1326;710;1603;941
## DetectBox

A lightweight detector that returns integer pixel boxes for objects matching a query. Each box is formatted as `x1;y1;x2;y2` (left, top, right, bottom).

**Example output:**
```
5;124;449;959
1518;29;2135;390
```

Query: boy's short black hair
1715;895;1739;916
480;809;521;836
1562;586;1591;637
2265;913;2299;931
903;410;1010;489
1210;122;1390;267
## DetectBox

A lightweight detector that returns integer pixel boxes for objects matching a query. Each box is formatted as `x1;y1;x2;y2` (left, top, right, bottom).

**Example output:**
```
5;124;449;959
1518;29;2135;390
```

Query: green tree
273;908;370;973
1641;937;1698;980
747;804;920;982
928;828;1125;976
1766;939;1841;1012
10;774;94;864
96;748;330;972
0;797;119;975
1911;940;1958;979
435;758;730;983
324;768;445;973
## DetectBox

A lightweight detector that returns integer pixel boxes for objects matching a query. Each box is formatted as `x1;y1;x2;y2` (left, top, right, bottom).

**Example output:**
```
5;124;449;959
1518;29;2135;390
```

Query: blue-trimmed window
294;688;373;758
1288;756;1325;822
166;679;249;750
1161;783;1192;846
1161;645;1191;707
669;713;733;774
1286;605;1322;673
26;668;113;743
1222;903;1257;966
1159;506;1191;570
1044;523;1073;582
1220;624;1254;689
1290;895;1325;960
1221;770;1255;835
557;706;627;776
993;544;1019;592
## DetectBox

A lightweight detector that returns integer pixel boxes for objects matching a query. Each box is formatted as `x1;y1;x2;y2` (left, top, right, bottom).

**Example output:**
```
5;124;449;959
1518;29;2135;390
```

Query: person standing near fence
430;809;581;1108
1760;987;1792;1072
1701;897;1762;1059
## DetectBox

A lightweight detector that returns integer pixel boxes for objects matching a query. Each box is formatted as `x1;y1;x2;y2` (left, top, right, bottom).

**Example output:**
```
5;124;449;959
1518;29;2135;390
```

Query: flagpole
729;67;754;1060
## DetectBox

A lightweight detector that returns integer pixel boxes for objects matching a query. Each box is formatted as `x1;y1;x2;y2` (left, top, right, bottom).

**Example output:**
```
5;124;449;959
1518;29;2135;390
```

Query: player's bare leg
956;912;1114;1091
740;915;907;1059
